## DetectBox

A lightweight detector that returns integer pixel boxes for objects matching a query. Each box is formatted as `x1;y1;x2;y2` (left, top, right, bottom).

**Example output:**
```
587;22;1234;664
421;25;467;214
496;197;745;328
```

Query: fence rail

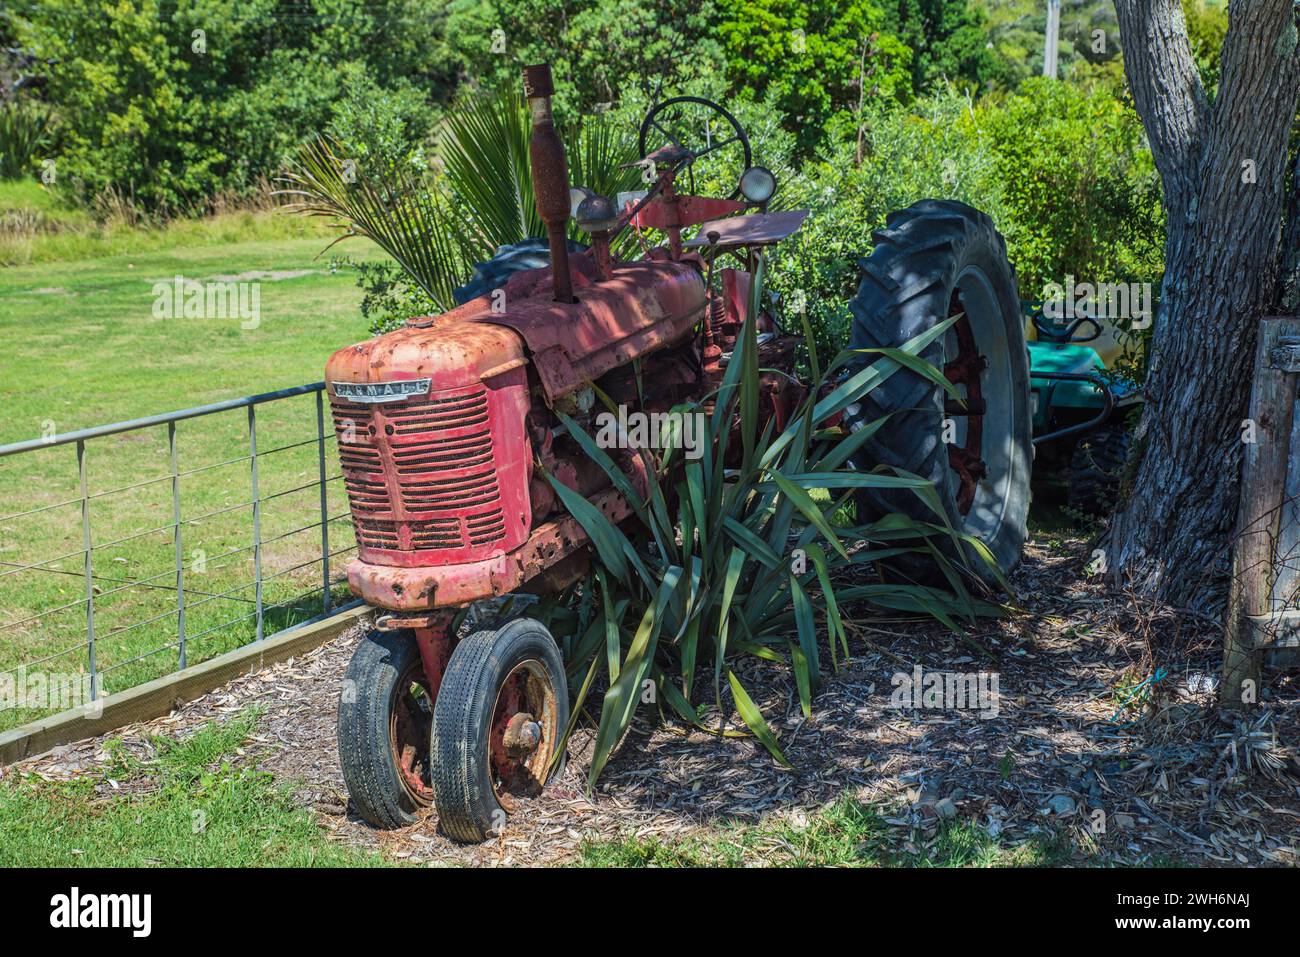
0;382;358;727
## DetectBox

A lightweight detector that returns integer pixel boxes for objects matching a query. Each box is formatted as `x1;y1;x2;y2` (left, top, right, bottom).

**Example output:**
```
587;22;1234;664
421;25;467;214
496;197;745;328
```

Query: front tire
337;629;435;829
846;200;1031;585
431;619;568;843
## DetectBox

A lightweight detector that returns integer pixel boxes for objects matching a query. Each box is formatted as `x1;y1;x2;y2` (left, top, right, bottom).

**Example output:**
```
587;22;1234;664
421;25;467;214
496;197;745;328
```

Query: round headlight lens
738;166;777;204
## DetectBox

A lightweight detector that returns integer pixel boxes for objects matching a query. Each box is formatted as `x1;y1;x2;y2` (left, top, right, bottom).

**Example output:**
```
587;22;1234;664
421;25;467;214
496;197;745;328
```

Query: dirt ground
12;531;1300;867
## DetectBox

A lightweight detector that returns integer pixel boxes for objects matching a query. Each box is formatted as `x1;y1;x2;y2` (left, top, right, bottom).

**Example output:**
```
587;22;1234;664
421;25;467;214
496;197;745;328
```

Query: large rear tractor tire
845;200;1032;586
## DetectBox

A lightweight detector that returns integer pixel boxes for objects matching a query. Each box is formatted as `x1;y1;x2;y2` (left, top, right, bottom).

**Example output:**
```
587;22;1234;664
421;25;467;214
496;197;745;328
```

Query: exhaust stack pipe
522;64;575;303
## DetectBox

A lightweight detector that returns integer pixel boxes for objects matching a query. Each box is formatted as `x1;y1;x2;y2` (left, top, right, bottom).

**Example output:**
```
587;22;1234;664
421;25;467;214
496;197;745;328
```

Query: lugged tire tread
846;199;1029;582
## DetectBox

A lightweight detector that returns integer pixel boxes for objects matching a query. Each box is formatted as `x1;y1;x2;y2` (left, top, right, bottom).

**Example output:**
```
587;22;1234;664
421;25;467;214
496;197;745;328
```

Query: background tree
442;0;724;116
878;0;1015;93
1108;0;1300;607
716;0;912;154
16;0;453;213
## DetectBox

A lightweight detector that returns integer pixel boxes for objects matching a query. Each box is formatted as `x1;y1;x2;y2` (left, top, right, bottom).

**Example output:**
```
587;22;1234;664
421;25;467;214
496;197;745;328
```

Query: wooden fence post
1222;316;1300;707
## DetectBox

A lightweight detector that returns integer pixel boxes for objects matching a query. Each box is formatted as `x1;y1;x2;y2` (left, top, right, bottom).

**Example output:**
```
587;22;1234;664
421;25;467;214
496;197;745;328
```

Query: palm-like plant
279;88;641;310
281;136;470;311
545;263;1006;785
0;100;54;180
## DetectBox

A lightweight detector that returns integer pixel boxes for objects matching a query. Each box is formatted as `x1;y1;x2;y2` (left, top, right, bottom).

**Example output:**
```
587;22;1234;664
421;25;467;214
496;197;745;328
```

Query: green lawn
0;214;388;728
0;709;386;867
577;799;1075;867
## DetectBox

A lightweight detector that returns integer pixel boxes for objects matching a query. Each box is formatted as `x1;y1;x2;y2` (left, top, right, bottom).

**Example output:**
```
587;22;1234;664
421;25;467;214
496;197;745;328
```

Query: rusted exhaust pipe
522;64;575;304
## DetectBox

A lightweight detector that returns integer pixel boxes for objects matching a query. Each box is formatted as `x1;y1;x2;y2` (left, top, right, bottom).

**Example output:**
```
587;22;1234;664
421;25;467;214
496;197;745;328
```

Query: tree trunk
1108;0;1300;609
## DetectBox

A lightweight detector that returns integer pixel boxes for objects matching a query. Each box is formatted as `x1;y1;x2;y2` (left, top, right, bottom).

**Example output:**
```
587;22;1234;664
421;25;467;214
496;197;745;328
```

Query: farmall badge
331;379;431;403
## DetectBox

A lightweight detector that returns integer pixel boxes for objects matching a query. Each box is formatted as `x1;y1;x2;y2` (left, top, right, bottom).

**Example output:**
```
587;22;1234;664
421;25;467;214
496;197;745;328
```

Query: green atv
1024;303;1142;514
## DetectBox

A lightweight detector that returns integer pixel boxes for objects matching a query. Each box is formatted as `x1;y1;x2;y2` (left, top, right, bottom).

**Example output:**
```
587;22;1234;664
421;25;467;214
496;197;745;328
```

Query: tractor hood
476;258;706;402
327;257;706;406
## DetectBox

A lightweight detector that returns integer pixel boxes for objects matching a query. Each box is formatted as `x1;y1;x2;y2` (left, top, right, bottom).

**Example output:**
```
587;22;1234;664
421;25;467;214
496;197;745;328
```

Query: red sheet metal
480;259;707;402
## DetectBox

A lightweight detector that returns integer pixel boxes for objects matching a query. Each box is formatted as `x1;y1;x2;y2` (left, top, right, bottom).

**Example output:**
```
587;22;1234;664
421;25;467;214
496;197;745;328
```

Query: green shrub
338;257;439;336
0;100;53;179
327;65;437;181
717;0;913;155
769;90;1010;369
971;77;1164;296
441;0;727;119
765;81;1163;370
13;0;450;215
880;0;1018;95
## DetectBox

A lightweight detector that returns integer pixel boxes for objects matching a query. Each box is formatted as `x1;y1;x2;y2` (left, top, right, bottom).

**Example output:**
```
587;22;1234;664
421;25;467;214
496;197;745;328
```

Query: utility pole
1043;0;1061;78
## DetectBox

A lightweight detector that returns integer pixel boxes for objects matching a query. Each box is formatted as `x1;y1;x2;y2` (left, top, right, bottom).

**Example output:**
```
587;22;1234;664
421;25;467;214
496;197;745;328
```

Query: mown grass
0;205;388;728
0;708;388;867
577;797;1076;867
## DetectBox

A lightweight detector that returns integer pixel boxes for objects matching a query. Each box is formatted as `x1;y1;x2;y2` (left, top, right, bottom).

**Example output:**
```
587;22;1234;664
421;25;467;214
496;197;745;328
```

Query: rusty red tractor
327;65;1032;841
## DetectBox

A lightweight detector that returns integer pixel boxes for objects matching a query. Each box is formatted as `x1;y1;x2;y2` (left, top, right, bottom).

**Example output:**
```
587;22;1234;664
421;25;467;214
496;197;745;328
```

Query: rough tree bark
1108;0;1300;608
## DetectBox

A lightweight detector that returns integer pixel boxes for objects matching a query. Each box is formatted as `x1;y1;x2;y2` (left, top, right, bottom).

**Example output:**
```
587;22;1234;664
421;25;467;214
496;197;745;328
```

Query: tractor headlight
738;166;777;205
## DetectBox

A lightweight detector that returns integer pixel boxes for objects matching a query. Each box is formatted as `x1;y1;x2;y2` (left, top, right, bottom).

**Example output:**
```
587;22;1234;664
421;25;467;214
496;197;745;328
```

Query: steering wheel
638;96;753;199
1032;310;1102;344
1029;308;1102;343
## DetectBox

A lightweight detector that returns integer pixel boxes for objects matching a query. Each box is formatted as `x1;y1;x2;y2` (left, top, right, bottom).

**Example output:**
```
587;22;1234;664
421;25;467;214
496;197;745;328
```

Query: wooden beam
1223;317;1300;706
0;605;370;767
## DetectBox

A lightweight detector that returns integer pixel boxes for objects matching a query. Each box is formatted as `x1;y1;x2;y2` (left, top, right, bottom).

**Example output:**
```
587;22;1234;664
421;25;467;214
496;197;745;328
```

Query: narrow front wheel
337;629;435;829
431;619;568;843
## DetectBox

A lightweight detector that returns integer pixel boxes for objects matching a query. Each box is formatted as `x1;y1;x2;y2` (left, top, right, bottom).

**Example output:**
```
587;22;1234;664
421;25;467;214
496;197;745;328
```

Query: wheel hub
944;295;989;516
388;661;435;807
502;713;543;756
488;661;558;808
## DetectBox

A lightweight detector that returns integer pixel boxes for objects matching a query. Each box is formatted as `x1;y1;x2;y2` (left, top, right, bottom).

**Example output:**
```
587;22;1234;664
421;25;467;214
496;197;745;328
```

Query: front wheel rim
388;660;434;808
488;659;559;810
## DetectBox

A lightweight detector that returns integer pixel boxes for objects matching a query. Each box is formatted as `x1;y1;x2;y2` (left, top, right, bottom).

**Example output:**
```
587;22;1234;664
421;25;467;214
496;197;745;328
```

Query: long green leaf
771;471;849;561
727;672;789;766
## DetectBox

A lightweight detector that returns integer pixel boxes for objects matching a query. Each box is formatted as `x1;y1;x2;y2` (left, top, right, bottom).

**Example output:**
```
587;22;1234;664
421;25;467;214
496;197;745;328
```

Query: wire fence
0;383;358;731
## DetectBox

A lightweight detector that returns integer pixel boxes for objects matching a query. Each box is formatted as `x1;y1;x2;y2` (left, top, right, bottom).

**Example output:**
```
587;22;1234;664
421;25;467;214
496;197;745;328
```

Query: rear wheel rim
389;659;434;808
943;265;1015;545
488;659;559;811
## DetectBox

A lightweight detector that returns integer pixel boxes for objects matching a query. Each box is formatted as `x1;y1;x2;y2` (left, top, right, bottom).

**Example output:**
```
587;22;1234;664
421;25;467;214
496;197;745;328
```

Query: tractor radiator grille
330;385;510;556
387;390;490;434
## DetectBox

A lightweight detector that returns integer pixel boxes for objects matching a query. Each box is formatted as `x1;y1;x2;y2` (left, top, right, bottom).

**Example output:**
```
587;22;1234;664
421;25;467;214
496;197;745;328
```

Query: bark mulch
9;532;1299;867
